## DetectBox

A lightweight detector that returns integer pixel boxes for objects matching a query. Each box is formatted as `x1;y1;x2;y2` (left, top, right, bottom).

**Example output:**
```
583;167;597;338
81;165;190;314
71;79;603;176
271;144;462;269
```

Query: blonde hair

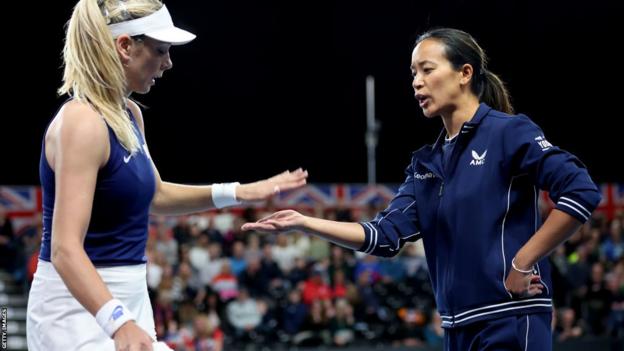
58;0;163;153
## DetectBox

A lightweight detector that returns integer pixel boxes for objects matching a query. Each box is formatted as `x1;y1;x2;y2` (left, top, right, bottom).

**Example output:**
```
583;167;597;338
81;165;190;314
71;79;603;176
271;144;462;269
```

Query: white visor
108;5;196;45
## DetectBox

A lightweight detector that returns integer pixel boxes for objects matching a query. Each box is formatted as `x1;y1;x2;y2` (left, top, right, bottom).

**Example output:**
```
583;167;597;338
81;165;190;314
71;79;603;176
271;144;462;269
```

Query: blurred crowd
1;202;623;350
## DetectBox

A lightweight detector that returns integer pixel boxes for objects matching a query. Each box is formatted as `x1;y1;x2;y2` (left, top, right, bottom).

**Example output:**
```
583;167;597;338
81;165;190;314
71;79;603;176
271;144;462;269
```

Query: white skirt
26;260;157;351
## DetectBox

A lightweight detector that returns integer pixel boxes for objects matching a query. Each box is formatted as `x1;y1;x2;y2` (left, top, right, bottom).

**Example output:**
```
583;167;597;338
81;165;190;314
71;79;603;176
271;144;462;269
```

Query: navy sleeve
357;162;421;257
503;115;602;223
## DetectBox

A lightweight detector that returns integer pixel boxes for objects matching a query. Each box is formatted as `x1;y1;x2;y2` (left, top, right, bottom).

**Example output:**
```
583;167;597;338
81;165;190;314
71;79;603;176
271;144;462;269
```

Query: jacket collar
464;102;492;127
412;103;492;163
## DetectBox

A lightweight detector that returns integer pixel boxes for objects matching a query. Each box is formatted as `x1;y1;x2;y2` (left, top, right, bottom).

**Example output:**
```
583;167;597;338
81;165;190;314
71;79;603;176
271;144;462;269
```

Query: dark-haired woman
243;28;601;350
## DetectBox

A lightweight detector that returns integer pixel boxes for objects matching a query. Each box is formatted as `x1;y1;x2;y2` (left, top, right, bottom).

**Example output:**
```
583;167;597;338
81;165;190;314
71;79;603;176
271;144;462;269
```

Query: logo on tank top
123;143;151;163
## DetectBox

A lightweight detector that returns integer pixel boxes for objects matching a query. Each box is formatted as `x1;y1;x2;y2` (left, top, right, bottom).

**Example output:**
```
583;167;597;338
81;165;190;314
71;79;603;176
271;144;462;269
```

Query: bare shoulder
127;99;145;134
57;100;109;143
48;100;109;166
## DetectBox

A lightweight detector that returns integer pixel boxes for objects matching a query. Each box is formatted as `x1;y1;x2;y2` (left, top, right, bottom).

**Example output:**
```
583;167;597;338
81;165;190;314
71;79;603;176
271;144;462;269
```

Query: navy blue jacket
358;103;601;328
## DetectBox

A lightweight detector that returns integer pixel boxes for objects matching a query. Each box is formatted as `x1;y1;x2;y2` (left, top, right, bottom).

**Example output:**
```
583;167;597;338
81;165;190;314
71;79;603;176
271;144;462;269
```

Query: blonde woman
26;1;307;350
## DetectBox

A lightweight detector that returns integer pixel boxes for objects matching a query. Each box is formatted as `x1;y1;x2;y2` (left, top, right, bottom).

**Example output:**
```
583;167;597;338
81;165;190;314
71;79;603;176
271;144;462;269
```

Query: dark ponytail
416;28;514;114
482;70;513;114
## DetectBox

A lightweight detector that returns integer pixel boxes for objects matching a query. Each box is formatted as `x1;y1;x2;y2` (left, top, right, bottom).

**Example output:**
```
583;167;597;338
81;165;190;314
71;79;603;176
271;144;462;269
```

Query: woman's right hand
113;321;154;351
241;210;306;233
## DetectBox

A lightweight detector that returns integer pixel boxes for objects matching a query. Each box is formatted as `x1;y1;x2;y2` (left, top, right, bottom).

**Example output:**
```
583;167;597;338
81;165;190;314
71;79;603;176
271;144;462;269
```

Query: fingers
274;168;308;182
241;223;278;232
279;178;308;191
152;342;173;351
132;340;154;351
527;285;544;297
507;275;544;298
256;210;290;223
264;219;287;229
260;169;307;198
245;220;285;230
129;344;152;351
125;342;152;351
241;212;297;232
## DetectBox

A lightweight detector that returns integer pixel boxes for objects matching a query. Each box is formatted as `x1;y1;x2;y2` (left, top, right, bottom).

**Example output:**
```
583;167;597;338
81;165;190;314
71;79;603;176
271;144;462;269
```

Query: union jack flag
0;186;40;215
596;183;624;220
0;186;42;236
344;184;398;207
274;184;336;207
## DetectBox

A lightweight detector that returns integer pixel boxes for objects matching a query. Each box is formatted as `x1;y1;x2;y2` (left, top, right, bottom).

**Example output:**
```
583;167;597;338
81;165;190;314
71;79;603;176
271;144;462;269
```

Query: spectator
0;205;16;273
606;259;624;339
226;289;262;343
582;262;612;335
395;307;426;347
330;298;355;346
191;313;224;351
211;260;239;302
601;218;624;262
272;233;300;274
328;245;355;286
302;267;332;305
229;240;247;276
282;289;308;337
153;216;178;266
286;257;308;287
555;307;583;342
297;299;332;346
238;257;269;298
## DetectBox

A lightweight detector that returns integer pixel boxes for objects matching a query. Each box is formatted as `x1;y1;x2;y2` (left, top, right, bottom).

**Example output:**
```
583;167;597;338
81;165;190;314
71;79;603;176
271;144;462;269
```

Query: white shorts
27;260;157;351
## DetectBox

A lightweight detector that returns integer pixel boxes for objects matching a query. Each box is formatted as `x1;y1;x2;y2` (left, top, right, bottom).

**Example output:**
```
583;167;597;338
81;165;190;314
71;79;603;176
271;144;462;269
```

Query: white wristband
95;299;135;338
211;182;241;208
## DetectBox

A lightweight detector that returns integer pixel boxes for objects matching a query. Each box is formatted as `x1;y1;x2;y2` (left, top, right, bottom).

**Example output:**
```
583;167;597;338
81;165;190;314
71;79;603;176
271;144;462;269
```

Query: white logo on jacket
470;150;487;166
414;172;435;180
534;135;552;151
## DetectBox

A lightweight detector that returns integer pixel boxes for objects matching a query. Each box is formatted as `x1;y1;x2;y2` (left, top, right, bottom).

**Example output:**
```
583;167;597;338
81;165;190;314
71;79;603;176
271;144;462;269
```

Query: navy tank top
39;106;156;266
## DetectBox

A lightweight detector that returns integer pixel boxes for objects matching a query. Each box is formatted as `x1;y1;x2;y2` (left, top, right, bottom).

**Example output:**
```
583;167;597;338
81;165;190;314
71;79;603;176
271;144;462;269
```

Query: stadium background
1;0;622;350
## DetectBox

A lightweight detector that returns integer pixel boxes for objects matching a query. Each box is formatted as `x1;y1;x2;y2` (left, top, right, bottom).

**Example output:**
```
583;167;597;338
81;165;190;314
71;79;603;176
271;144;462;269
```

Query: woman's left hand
505;269;544;298
237;168;308;202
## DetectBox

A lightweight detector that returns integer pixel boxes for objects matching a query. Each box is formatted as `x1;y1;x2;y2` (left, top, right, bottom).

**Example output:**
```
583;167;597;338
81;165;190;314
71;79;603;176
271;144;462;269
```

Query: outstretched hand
241;210;306;233
237;169;308;203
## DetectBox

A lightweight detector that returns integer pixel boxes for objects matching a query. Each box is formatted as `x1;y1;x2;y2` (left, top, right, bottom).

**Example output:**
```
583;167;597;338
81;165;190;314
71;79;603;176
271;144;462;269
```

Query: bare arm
49;101;153;349
49;102;113;314
149;170;306;216
243;171;421;257
300;216;365;250
513;209;581;269
242;210;365;250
